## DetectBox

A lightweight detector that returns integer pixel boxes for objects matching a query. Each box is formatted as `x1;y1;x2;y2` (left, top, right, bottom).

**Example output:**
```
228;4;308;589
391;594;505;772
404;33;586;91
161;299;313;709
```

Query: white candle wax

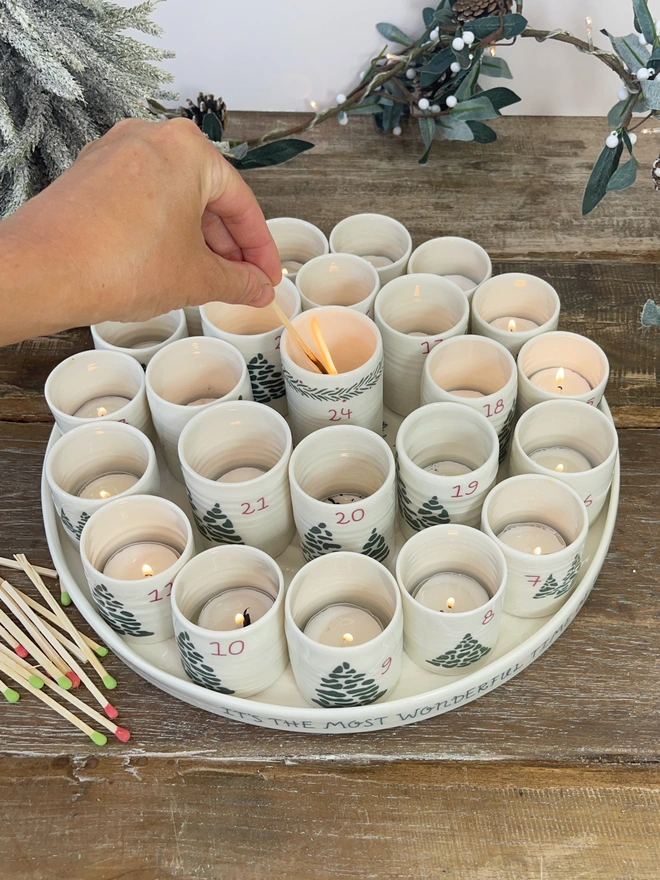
197;587;274;630
303;603;383;647
497;522;567;555
412;572;490;613
77;471;139;500
73;395;131;418
323;492;365;504
217;466;267;483
529;446;592;474
424;460;472;477
407;331;431;338
131;339;162;349
449;389;485;399
443;274;476;292
361;254;394;269
185;396;219;407
281;260;304;275
489;316;539;332
529;367;591;395
103;541;180;580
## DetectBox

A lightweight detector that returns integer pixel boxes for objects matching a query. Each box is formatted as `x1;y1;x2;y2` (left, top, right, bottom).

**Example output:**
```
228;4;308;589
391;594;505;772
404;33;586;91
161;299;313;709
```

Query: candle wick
242;608;251;627
327;497;339;505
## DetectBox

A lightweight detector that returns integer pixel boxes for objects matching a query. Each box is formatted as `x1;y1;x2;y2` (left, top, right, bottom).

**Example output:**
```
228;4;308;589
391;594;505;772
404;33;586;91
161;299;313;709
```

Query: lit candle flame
508;319;516;332
309;100;318;111
97;407;107;417
446;597;455;612
342;632;354;644
142;564;154;578
533;547;542;556
100;490;111;499
235;613;245;627
490;45;496;57
282;267;289;275
555;463;565;473
555;367;565;391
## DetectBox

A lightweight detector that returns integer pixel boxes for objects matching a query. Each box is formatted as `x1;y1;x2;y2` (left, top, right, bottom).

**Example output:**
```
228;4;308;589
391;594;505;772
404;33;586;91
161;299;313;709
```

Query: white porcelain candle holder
374;274;469;417
280;307;384;443
396;402;499;537
146;336;252;481
183;307;203;337
44;349;152;435
470;273;561;357
46;421;159;546
200;276;300;415
517;331;609;413
396;524;507;675
407;236;492;302
420;335;517;462
285;552;403;708
171;545;288;697
178;400;295;557
329;213;413;286
267;217;329;282
80;495;195;644
481;474;589;619
91;309;188;367
295;253;380;316
509;399;618;525
289;425;396;566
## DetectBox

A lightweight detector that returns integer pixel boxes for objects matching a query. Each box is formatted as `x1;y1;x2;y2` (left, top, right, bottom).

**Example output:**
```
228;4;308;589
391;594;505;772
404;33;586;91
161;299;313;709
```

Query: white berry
392;126;402;136
617;86;629;101
637;67;651;80
406;68;416;80
629;131;638;145
431;104;440;113
639;33;649;45
338;112;349;126
430;27;439;40
446;95;458;108
450;61;461;73
418;98;430;111
606;133;619;148
452;37;465;51
463;31;475;45
336;93;347;104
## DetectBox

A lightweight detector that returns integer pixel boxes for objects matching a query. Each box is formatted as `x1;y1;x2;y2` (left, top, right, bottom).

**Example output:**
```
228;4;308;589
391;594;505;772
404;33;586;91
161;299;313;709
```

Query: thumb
191;249;276;308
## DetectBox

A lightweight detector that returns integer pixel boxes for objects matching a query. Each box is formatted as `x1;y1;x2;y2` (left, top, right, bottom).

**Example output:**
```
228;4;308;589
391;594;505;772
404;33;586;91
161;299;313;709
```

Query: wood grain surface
0;114;659;880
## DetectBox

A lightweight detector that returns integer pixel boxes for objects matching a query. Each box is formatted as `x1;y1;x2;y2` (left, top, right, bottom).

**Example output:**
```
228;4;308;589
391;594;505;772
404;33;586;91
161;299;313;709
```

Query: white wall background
135;1;640;115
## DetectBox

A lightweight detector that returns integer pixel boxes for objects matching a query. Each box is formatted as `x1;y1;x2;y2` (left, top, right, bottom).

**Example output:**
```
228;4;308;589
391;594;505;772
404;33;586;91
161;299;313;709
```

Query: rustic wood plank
0;420;658;764
231;114;660;262
2;759;660;879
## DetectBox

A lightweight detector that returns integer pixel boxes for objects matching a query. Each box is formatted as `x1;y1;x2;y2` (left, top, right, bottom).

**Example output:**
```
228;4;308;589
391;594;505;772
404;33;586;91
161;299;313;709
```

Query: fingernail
250;285;275;308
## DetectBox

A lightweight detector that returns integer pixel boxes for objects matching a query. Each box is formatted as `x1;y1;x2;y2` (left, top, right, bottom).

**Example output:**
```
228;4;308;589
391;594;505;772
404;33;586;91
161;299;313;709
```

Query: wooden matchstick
0;675;20;703
15;556;116;688
0;605;71;688
310;315;338;375
0;657;107;745
0;621;29;658
270;300;329;374
0;642;46;689
12;586;107;656
0;556;57;579
41;619;89;664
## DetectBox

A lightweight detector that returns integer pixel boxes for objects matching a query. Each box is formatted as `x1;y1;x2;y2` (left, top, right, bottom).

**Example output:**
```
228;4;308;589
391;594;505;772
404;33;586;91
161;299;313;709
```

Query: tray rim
41;404;620;734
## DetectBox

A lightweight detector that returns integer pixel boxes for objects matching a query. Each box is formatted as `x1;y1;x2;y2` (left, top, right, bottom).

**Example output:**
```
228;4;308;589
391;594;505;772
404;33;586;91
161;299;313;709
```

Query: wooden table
1;115;659;879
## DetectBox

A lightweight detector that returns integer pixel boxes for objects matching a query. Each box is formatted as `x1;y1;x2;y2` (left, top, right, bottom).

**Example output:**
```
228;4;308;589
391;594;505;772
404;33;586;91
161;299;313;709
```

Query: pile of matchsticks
0;554;129;745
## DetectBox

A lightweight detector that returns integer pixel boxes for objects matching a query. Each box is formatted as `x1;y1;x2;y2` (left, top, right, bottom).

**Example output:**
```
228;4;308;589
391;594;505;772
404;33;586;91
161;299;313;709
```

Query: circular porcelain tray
42;404;619;734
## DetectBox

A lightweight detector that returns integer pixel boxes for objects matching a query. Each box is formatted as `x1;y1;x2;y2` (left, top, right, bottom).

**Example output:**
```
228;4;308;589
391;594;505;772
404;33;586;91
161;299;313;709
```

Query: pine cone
452;0;513;22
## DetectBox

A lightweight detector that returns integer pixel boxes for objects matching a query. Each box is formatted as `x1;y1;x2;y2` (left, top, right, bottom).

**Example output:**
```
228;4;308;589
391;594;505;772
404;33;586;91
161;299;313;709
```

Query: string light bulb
585;16;593;51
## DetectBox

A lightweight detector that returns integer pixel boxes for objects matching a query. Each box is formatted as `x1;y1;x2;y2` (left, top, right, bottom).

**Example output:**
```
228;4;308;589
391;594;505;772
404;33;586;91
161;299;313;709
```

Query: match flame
235;613;245;627
97;407;107;417
533;547;542;556
508;319;516;332
142;564;154;578
342;632;354;644
310;315;339;375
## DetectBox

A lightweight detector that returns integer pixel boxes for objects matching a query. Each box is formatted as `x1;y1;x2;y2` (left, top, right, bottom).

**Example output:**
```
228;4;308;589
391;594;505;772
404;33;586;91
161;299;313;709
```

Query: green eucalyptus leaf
418;142;434;164
641;78;660;109
455;57;481;100
231;141;249;160
607;99;630;128
376;22;412;44
436;117;474;141
420;47;454;87
477;87;520;111
604;31;650;72
632;0;655;44
433;8;455;26
582;140;624;215
450;96;499;120
621;130;634;154
419;116;436;149
606;157;638;190
235;139;314;170
650;46;660;62
378;96;395;106
202;111;223;142
634;95;649;111
480;56;513;79
466;120;497;143
347;102;384;116
470;13;528;40
423;7;435;27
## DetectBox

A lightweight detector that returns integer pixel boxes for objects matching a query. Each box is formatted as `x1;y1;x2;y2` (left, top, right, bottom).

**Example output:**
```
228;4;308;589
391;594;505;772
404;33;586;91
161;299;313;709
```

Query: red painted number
148;582;172;603
210;640;245;656
381;657;392;674
583;494;593;507
329;408;353;422
451;480;479;499
586;398;595;406
525;575;541;587
335;508;365;525
420;339;443;354
240;497;269;515
275;335;281;351
482;609;494;625
483;398;505;418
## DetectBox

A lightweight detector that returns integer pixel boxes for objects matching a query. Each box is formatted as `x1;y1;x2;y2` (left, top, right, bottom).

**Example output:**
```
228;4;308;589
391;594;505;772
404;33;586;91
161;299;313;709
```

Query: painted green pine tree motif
533;554;582;600
247;354;285;404
176;632;235;693
427;633;491;669
361;528;390;564
60;508;90;541
91;584;154;638
397;478;450;533
301;522;341;562
188;495;244;546
312;661;386;708
497;404;516;463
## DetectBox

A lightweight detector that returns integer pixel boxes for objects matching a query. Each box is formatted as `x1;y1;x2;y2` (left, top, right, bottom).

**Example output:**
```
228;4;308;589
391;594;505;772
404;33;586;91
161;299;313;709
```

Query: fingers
191;246;276;309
